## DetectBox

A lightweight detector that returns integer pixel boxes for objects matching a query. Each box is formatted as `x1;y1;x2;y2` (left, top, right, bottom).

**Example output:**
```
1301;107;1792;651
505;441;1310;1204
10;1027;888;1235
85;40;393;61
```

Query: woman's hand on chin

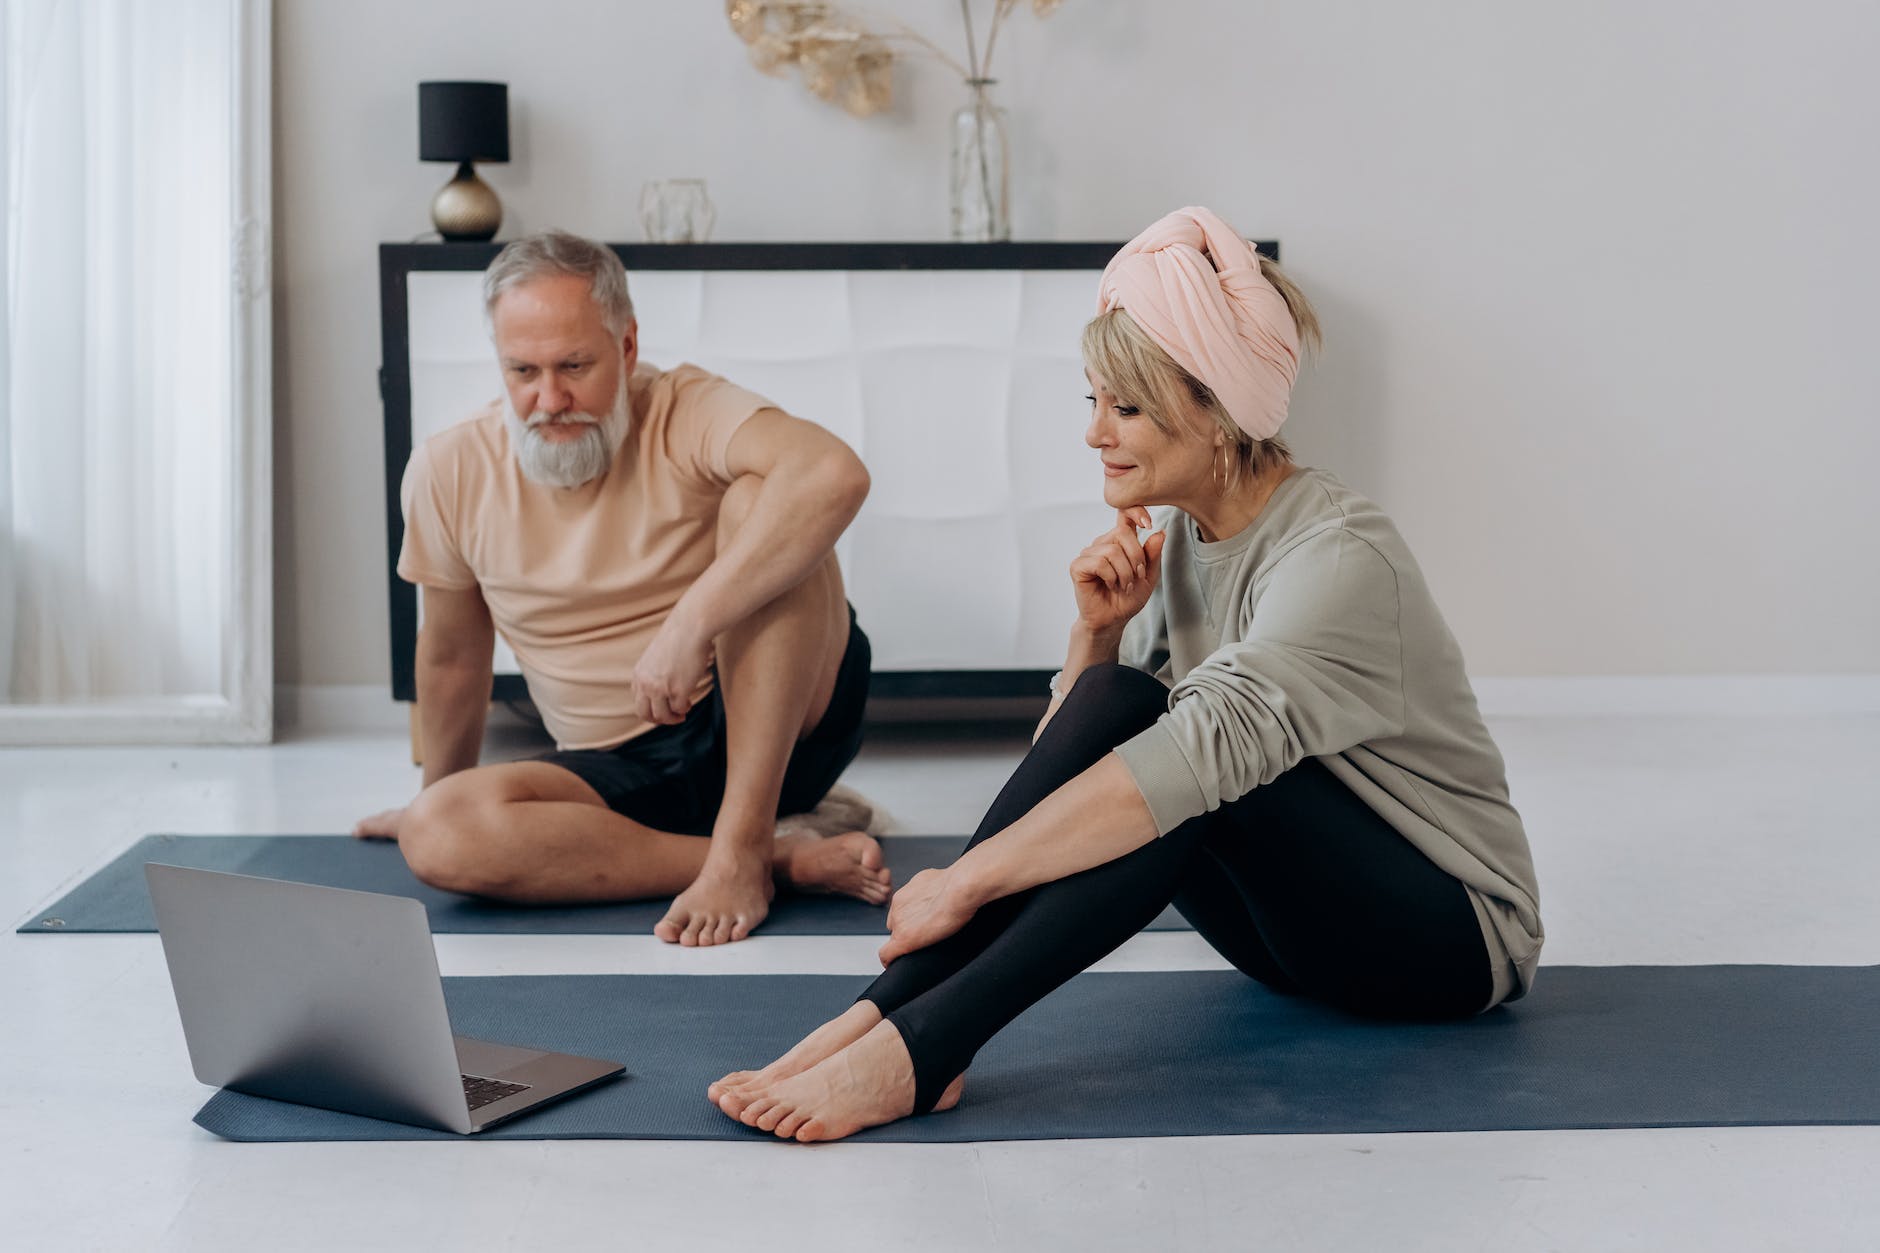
1070;507;1167;636
879;868;980;966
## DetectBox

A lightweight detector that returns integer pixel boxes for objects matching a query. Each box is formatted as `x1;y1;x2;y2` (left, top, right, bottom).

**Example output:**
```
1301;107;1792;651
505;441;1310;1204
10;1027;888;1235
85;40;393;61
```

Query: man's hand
353;806;408;841
1070;508;1167;637
878;867;981;966
632;615;715;726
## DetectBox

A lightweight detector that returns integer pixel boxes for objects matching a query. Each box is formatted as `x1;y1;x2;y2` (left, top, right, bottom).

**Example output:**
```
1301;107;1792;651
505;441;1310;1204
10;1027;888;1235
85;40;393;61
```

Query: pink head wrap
1096;206;1301;441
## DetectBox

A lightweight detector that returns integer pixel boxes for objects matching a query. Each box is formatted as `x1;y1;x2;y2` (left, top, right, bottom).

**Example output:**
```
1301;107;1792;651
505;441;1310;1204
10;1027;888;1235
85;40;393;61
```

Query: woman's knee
1054;663;1169;738
1066;661;1165;704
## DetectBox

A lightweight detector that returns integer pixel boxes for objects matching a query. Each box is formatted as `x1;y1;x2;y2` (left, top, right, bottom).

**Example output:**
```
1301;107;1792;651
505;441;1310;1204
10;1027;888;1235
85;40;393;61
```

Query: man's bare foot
352;807;407;841
774;830;891;905
708;1001;883;1116
729;1020;963;1143
654;860;775;946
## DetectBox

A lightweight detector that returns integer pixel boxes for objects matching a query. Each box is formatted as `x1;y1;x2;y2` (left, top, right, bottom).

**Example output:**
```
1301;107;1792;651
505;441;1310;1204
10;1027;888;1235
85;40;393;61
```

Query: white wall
274;0;1880;687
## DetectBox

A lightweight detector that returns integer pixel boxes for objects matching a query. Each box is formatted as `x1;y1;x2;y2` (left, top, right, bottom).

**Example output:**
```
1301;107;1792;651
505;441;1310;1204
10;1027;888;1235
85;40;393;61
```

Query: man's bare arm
355;583;494;838
675;408;869;641
630;409;869;725
415;583;496;788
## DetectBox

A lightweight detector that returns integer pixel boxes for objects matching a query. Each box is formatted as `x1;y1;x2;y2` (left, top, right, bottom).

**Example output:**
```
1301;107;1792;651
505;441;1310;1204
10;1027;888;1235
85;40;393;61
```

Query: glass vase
950;78;1011;242
639;178;717;243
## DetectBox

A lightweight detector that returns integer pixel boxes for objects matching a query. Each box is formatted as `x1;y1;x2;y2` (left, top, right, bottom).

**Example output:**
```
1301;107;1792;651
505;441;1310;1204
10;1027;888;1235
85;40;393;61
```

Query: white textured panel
1017;269;1102;355
858;347;1011;518
697;271;850;360
628;270;705;361
847;270;1022;349
834;534;853;587
685;353;865;453
1006;354;1101;509
398;265;1118;676
409;361;502;443
407;272;489;362
848;515;1020;669
1013;502;1118;667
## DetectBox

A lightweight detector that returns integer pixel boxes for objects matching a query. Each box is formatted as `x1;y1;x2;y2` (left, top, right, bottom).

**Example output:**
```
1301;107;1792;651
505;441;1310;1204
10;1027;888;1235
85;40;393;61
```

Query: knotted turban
1097;206;1300;441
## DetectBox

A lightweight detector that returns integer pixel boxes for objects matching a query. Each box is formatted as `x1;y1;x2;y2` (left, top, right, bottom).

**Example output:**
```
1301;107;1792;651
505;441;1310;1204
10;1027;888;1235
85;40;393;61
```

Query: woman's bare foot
708;1001;883;1117
730;1020;963;1143
773;830;891;905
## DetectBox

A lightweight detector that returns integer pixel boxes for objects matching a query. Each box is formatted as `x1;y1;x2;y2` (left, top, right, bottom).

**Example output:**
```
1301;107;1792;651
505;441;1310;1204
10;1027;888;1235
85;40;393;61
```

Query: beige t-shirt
398;362;773;750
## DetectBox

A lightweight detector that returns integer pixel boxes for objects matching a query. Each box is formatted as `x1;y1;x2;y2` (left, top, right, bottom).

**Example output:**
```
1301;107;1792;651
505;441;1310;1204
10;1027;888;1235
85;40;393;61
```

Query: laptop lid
147;862;479;1133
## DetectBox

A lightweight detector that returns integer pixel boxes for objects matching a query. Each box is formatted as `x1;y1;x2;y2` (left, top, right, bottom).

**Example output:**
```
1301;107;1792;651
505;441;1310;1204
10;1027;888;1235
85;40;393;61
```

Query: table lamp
419;81;509;242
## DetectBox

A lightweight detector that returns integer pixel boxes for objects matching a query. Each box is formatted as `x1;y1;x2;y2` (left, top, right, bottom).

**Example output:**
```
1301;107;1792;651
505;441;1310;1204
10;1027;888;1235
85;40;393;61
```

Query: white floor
4;711;1878;1251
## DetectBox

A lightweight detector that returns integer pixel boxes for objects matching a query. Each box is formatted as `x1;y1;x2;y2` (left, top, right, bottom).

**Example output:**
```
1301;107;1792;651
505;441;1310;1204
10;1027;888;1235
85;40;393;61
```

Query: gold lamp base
432;161;501;241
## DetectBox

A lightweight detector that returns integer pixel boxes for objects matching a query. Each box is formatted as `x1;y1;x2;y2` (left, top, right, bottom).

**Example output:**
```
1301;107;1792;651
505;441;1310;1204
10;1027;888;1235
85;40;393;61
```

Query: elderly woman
709;207;1544;1142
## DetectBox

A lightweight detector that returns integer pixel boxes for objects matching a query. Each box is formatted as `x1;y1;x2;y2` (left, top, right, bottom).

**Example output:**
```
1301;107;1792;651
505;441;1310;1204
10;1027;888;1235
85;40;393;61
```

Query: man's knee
399;778;518;897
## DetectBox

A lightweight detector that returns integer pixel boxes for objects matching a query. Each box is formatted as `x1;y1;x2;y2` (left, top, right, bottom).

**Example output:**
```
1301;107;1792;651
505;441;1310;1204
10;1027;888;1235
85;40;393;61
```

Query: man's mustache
522;411;603;429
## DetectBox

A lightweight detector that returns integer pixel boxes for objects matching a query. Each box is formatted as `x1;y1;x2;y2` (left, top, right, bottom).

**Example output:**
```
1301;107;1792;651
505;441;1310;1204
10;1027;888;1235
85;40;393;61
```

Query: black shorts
537;606;871;836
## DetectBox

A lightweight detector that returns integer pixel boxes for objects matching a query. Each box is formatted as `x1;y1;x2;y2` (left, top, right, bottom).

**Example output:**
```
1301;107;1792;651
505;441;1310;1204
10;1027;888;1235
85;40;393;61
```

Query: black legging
861;663;1493;1113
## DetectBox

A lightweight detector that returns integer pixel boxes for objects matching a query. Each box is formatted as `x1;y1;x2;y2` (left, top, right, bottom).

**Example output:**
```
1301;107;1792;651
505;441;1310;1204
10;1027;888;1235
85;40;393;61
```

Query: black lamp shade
419;81;509;164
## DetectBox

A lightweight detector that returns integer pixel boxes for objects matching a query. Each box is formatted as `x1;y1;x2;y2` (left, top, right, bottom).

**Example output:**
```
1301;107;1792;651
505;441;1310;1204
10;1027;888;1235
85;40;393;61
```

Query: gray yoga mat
191;965;1880;1143
19;834;1190;935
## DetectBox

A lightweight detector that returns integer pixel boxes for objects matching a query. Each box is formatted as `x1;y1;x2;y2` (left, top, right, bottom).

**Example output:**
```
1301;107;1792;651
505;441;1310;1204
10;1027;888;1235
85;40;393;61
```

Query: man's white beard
505;371;632;488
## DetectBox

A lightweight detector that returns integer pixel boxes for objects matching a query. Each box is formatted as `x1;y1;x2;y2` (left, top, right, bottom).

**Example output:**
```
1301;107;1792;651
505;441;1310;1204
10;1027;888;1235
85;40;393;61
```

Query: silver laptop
146;863;624;1134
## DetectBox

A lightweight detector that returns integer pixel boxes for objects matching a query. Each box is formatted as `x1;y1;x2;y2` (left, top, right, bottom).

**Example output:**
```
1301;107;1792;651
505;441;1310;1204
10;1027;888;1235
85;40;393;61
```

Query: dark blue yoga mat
191;965;1880;1143
19;834;1190;935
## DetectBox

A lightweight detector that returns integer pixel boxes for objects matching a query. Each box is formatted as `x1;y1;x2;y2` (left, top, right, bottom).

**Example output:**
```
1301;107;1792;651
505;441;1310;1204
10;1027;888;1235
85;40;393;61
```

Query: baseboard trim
277;685;408;734
280;675;1880;736
1470;675;1880;718
0;695;272;746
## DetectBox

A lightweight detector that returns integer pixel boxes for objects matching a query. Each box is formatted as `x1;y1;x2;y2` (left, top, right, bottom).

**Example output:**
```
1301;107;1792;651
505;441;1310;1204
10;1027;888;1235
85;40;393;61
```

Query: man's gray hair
483;229;635;334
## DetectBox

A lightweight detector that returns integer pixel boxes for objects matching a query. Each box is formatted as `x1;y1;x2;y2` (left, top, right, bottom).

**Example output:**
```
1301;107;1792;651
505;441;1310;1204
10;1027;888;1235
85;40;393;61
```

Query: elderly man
355;229;888;946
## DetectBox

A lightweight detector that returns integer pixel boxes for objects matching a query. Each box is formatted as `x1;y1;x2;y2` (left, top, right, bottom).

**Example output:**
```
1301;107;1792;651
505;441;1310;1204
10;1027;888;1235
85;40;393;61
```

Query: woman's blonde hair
1080;255;1321;488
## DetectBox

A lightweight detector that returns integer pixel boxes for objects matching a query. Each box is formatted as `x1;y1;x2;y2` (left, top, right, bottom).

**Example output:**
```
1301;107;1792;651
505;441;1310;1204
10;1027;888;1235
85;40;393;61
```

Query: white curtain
3;0;234;705
0;1;12;701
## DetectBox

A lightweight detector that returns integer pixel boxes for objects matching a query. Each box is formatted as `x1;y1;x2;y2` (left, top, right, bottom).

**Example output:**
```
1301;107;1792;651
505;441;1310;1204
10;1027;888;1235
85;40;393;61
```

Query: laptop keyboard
462;1073;532;1111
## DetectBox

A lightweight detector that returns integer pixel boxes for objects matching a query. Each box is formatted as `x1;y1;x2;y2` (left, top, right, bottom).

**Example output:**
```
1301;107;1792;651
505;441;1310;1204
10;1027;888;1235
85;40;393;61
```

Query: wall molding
276;685;409;734
1470;675;1880;718
0;696;269;747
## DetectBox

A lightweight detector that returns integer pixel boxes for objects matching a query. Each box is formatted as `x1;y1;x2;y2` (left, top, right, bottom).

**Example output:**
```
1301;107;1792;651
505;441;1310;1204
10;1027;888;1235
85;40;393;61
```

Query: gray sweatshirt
1114;468;1543;1006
